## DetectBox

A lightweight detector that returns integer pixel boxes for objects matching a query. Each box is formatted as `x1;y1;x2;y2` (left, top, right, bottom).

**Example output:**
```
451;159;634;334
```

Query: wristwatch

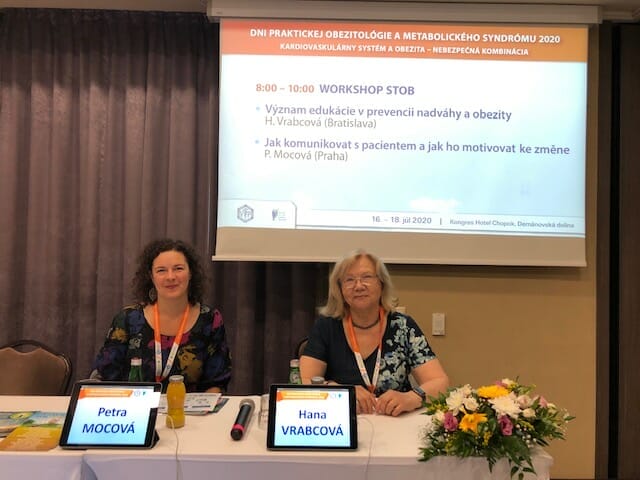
412;386;427;403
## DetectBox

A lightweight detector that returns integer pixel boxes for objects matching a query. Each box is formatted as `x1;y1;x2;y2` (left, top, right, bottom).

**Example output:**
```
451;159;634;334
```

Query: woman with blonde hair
300;249;448;416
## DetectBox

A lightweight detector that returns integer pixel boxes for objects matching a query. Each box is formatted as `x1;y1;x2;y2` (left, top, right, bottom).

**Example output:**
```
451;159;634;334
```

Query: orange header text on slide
276;391;330;402
79;388;135;399
221;19;587;62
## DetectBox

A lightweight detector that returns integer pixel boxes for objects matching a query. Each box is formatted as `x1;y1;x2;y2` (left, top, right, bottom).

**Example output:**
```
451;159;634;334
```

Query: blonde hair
319;248;395;318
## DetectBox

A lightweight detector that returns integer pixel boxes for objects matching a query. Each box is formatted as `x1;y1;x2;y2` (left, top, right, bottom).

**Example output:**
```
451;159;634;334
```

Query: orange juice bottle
166;375;186;428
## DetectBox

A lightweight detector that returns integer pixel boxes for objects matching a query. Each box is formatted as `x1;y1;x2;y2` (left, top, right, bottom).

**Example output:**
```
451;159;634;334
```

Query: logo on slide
237;205;254;223
272;209;287;222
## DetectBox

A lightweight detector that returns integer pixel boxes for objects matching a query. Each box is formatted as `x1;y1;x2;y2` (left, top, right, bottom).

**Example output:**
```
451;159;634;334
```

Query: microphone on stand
230;398;255;440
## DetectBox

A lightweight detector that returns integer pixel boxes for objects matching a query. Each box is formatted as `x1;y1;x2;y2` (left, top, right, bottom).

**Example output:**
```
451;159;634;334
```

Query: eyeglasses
341;273;379;289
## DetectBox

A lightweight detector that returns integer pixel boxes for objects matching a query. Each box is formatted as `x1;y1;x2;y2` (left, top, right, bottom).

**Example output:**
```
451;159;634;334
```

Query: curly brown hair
131;238;205;305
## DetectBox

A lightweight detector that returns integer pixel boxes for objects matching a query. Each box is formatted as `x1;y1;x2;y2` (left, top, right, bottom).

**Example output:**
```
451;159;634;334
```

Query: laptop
59;380;162;449
266;383;358;451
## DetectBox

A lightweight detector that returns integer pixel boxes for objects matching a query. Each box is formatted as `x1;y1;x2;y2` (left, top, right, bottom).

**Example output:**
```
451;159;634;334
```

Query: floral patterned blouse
93;304;232;392
303;311;436;395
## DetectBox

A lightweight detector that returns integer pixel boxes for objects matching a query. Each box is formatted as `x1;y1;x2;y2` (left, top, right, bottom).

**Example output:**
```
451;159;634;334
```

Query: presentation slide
216;19;588;265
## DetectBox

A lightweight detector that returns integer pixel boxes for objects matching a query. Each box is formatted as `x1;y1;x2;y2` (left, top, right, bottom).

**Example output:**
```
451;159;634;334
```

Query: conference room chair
0;339;73;395
295;337;308;359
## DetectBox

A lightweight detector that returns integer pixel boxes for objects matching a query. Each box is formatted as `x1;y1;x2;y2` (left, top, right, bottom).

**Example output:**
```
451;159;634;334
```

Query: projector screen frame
207;0;602;25
213;17;590;267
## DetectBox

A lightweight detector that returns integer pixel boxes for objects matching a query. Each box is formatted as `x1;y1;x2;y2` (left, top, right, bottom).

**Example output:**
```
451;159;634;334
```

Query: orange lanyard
153;303;190;382
346;307;385;393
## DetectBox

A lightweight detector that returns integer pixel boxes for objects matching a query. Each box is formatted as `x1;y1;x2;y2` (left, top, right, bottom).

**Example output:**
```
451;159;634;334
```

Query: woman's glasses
341;273;378;289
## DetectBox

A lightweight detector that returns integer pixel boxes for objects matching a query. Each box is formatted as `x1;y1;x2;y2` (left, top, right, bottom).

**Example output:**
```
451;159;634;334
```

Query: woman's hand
355;385;377;414
375;389;421;416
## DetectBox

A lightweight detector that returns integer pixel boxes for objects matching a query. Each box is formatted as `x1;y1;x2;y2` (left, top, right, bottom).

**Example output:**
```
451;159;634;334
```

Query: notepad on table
158;392;221;415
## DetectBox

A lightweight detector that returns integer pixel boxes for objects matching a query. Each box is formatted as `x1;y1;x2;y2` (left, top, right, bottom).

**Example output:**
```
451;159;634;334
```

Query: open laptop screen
266;383;357;450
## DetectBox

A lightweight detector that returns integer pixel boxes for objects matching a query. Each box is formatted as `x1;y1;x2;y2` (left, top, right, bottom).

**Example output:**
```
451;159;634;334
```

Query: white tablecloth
0;395;552;480
0;396;83;480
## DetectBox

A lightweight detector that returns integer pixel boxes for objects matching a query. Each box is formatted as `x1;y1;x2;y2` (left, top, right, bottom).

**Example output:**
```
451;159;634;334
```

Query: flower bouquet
418;378;574;480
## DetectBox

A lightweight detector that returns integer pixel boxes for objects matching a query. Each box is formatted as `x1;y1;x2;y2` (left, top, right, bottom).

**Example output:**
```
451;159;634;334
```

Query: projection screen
215;18;588;265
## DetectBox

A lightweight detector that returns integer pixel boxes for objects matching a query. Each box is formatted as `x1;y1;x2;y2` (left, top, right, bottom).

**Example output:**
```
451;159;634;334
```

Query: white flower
421;415;438;436
460;384;473;397
501;378;516;387
462;396;479;412
489;392;521;419
517;394;533;408
434;410;445;424
522;408;536;419
446;386;471;415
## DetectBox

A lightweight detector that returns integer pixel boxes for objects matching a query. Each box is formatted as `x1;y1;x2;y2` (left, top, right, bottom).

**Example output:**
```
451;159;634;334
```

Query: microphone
230;398;255;440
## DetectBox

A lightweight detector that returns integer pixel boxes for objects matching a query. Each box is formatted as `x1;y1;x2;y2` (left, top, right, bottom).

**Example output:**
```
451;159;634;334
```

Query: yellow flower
483;431;492;446
459;412;487;433
477;385;509;399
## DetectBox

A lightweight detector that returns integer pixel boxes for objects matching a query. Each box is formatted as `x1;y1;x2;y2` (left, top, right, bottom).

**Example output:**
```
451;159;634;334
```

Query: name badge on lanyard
153;303;190;382
345;307;385;393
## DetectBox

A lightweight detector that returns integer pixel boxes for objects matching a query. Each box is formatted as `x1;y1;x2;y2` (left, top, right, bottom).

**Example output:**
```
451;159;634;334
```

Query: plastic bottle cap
130;358;142;366
290;359;300;367
169;374;184;382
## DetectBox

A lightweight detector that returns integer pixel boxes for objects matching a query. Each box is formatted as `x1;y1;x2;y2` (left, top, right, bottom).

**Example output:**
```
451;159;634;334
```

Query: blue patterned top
93;304;231;393
303;311;436;394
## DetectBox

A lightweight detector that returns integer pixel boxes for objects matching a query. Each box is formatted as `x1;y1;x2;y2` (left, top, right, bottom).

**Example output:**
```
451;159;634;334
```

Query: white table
0;395;553;480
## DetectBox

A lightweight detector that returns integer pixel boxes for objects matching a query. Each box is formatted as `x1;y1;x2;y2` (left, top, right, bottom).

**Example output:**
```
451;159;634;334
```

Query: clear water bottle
128;357;143;382
288;359;301;384
259;393;270;429
166;374;186;429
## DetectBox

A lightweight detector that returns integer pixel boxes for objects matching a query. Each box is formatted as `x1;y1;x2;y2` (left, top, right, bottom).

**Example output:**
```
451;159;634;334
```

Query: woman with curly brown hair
92;239;231;393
